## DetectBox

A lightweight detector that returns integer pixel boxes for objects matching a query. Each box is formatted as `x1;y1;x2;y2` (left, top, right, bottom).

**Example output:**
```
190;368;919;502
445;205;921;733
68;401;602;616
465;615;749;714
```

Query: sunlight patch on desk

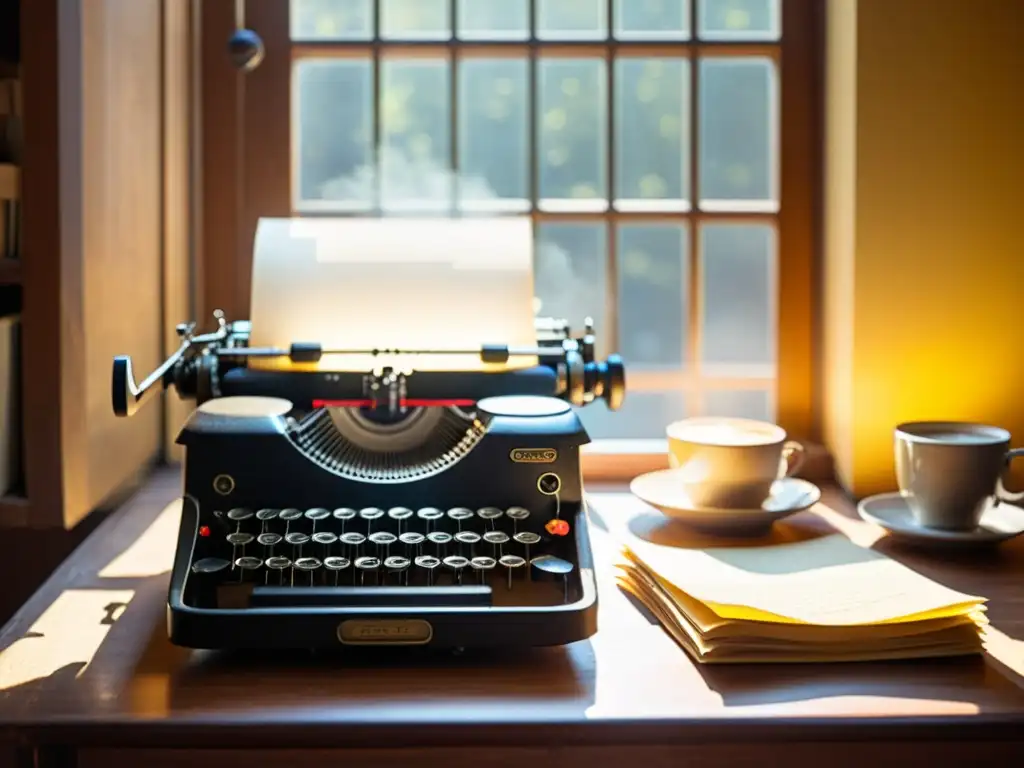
0;589;136;691
98;499;182;578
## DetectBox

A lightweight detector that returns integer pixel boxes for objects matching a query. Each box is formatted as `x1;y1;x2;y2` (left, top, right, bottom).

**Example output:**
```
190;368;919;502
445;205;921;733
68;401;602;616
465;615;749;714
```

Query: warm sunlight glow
0;589;135;691
98;500;183;578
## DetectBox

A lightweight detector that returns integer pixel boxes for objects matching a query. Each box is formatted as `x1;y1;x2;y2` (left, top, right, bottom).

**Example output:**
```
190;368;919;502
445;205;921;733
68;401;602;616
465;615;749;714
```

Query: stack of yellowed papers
611;514;987;664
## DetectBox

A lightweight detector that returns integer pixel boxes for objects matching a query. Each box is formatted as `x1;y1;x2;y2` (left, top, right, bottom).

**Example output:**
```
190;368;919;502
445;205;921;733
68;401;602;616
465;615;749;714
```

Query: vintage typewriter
112;259;626;651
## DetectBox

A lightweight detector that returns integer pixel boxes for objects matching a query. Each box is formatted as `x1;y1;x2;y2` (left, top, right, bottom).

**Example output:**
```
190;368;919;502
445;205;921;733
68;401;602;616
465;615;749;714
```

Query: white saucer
857;493;1024;548
628;471;822;536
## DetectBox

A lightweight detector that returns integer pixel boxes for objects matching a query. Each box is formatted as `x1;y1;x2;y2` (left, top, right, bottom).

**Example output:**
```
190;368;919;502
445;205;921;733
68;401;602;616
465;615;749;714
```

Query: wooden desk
1;467;1023;768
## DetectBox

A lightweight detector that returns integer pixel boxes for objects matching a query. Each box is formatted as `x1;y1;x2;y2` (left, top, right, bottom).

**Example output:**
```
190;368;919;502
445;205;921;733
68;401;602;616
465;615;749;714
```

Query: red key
545;519;570;536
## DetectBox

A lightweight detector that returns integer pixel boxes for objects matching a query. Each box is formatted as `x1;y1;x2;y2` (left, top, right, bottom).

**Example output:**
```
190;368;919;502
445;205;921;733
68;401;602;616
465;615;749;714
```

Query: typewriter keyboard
190;505;581;608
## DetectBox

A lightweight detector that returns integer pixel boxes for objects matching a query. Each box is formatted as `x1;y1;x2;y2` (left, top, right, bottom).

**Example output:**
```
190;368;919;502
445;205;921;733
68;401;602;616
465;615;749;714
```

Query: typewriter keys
293;556;322;586
354;556;381;585
312;531;337;546
415;554;441;585
235;556;262;571
264;555;291;584
258;532;283;547
506;506;530;534
417;507;444;532
455;530;481;546
385;555;412;584
514;531;541;562
483;530;510;556
426;531;452;555
447;507;474;532
340;531;366;547
531;555;575;602
285;532;310;549
279;508;303;522
399;531;425;548
305;507;330;521
323;556;351;585
499;554;527;589
387;507;414;533
470;556;496;584
443;555;470;584
227;507;254;521
226;532;255;546
477;507;503;527
192;557;230;574
255;508;279;521
333;508;357;532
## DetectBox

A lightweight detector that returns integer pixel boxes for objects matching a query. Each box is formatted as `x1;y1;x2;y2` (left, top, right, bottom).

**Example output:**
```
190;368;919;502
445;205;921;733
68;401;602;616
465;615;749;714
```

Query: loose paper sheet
607;513;985;626
248;217;539;372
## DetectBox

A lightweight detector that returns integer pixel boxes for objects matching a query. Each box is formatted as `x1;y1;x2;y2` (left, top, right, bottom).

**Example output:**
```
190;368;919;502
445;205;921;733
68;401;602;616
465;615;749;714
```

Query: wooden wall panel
79;0;164;524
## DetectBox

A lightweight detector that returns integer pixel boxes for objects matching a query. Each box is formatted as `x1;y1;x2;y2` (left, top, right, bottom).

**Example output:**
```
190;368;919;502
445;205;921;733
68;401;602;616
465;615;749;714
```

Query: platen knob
228;28;265;72
586;354;625;411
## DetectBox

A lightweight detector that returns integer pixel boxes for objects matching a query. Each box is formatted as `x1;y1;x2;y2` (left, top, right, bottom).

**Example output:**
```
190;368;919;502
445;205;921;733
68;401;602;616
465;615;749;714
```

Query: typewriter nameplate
338;619;433;645
510;448;558;464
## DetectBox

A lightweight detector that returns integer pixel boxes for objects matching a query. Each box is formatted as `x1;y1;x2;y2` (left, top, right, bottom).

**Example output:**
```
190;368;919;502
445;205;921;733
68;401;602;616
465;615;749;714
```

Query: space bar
249;585;492;608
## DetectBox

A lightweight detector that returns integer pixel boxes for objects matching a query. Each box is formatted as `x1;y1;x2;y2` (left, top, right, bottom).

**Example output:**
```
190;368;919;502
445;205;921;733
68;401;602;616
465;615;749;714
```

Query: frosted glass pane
291;0;372;40
614;58;689;208
617;224;688;368
538;58;607;205
704;389;772;421
614;0;690;39
699;57;777;208
700;224;775;374
379;59;452;211
699;0;780;40
457;0;529;39
538;0;607;39
294;60;374;209
458;59;529;210
534;223;608;359
578;391;687;439
381;0;450;39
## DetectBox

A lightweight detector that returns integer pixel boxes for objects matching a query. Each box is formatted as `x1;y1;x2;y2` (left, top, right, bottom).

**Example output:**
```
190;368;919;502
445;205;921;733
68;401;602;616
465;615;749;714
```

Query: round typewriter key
279;508;303;521
265;555;291;584
483;530;510;546
399;531;425;546
293;556;322;586
192;557;230;574
354;555;381;585
305;507;330;521
340;531;366;547
499;553;526;589
387;506;413;520
324;556;351;584
531;555;574;602
477;506;503;520
333;507;357;521
359;507;384;520
384;555;411;584
514;531;541;545
258;532;283;547
506;506;531;521
455;530;481;545
227;507;254;521
415;554;441;585
417;507;444;520
235;556;262;570
312;531;338;546
255;508;279;521
443;555;470;584
447;507;473;521
285;532;310;546
545;518;571;537
427;531;452;550
369;531;397;546
470;556;496;583
226;532;255;546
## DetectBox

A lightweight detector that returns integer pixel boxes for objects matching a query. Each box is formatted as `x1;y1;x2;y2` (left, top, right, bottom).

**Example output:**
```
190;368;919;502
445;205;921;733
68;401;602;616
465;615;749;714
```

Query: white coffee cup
665;417;806;509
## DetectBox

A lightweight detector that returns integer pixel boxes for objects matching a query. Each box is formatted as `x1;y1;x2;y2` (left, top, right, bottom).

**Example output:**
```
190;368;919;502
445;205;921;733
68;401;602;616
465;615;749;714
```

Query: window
204;0;818;458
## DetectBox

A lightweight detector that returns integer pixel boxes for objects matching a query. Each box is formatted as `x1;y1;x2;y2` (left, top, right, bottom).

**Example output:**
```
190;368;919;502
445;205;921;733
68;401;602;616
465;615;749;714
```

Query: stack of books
610;515;987;664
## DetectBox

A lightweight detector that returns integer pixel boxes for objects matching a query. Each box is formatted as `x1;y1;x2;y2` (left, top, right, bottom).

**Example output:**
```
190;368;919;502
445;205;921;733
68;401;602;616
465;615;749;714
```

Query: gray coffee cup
894;421;1024;531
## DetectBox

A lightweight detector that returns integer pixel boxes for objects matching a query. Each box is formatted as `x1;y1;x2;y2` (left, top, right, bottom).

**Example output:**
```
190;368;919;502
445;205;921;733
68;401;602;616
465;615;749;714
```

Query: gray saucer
857;492;1024;548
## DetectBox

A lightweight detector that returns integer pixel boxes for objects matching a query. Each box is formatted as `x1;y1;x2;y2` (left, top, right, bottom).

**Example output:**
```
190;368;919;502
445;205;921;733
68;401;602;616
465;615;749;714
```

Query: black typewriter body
113;310;625;652
169;396;597;650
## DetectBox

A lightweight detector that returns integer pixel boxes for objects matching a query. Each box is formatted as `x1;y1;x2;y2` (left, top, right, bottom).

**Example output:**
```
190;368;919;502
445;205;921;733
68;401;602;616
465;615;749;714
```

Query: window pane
614;57;689;210
704;389;772;421
457;0;529;39
700;223;775;374
538;0;607;40
578;391;687;439
381;0;450;39
538;58;607;208
458;59;529;211
294;60;374;210
535;222;608;359
614;0;690;40
291;0;372;40
698;57;777;209
379;58;452;212
698;0;780;40
617;223;688;368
